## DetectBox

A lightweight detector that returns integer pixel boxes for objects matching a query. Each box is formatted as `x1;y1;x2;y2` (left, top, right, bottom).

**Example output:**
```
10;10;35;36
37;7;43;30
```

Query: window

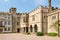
5;17;7;18
8;27;10;31
4;21;7;25
8;17;10;19
8;21;10;25
52;16;56;20
8;15;10;16
0;29;3;32
44;16;47;19
4;27;7;31
17;22;19;25
32;15;35;21
0;14;2;16
0;21;3;26
26;17;28;23
23;17;26;22
44;16;45;18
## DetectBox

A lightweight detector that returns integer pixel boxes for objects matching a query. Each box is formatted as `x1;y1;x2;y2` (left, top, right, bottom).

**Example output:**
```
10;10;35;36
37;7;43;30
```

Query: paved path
0;33;60;40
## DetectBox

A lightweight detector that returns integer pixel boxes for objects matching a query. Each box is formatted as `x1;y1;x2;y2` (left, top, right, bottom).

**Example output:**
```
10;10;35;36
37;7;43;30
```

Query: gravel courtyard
0;33;60;40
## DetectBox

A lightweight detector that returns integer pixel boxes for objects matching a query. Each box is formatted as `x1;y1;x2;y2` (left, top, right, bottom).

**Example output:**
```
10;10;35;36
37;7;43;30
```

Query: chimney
9;7;16;14
48;0;51;7
48;0;51;12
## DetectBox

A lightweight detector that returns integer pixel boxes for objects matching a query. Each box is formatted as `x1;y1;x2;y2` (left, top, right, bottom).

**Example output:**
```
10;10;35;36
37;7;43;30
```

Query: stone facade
0;12;12;33
20;13;29;33
47;10;60;33
29;6;48;34
0;0;60;34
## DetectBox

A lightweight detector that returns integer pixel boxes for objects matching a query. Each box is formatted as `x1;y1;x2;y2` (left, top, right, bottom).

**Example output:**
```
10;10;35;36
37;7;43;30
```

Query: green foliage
47;33;57;36
36;32;43;36
50;20;60;31
25;32;30;35
58;34;60;37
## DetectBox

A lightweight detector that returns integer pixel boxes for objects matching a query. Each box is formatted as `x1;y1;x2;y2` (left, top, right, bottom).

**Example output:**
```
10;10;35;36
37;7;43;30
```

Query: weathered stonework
0;0;60;35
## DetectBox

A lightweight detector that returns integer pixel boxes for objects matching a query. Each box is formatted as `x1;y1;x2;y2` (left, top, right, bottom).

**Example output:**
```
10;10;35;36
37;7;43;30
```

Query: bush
58;34;60;37
47;33;57;36
36;32;43;36
25;32;30;35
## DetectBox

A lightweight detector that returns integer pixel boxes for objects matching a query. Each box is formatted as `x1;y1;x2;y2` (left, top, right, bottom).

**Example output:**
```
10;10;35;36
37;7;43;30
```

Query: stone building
0;12;12;33
47;9;60;34
29;6;48;34
20;13;29;33
0;0;60;34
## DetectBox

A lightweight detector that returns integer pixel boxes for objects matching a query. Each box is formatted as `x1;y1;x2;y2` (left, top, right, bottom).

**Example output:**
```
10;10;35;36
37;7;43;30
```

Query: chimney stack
48;0;51;7
48;0;51;12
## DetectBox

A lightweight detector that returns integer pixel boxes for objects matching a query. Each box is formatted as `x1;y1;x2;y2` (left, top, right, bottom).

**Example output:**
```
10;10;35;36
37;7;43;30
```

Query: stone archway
26;27;28;33
17;28;20;33
23;27;25;32
30;25;33;32
34;24;38;33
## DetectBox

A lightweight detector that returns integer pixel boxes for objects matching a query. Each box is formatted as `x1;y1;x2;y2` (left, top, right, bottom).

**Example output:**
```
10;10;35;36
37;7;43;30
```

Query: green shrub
36;32;43;36
25;32;30;35
47;33;57;36
58;34;60;37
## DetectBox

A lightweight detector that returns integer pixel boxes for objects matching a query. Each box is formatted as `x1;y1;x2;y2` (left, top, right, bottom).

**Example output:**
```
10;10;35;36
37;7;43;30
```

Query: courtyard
0;33;60;40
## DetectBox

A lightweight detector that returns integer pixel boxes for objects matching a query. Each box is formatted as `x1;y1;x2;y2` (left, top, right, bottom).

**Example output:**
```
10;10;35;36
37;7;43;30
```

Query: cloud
33;0;45;6
0;0;10;2
4;0;9;2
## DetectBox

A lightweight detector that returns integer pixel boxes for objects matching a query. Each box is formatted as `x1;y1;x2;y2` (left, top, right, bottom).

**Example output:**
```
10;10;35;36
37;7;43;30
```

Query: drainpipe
41;7;44;35
58;12;59;36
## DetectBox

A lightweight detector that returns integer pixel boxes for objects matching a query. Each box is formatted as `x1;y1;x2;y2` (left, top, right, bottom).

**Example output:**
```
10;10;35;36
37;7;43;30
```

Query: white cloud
0;0;10;2
33;0;45;5
4;0;9;2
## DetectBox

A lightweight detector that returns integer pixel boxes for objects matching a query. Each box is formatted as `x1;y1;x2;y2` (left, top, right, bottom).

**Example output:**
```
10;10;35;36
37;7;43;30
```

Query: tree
50;20;60;32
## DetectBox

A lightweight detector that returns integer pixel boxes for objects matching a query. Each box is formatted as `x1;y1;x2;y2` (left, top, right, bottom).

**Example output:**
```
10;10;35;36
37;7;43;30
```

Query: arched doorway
26;27;28;33
23;27;25;32
17;28;20;33
30;25;33;32
34;24;38;33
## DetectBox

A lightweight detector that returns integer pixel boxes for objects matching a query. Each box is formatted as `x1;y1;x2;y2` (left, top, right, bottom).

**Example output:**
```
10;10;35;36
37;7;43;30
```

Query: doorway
17;28;20;33
34;24;38;33
30;25;33;32
26;27;28;33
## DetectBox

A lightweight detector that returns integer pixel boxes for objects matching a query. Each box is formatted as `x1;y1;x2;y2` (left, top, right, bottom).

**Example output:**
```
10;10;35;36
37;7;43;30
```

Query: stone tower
9;7;17;32
48;0;51;12
9;7;16;14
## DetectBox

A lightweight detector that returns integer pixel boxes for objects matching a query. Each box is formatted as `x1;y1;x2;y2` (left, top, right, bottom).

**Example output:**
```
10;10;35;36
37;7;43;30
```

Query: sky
0;0;60;13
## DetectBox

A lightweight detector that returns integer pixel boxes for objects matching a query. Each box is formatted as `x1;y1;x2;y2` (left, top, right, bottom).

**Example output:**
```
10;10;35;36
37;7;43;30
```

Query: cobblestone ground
0;33;60;40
